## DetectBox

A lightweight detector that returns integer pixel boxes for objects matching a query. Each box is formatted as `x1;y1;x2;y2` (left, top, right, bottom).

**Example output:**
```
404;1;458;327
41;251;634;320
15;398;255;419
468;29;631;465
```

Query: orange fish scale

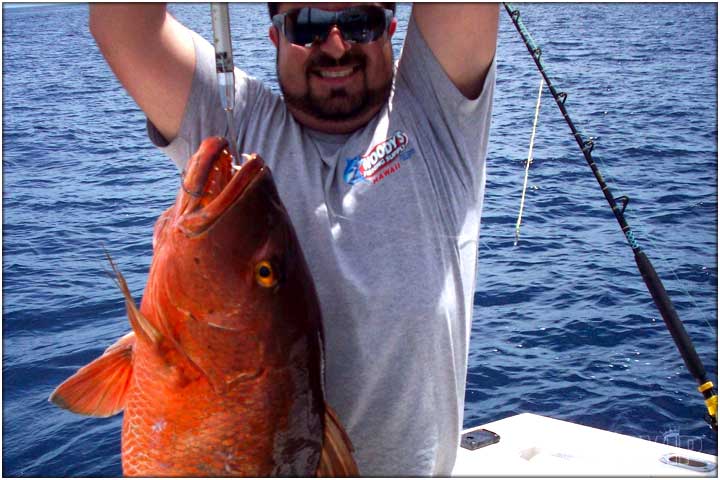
122;331;320;476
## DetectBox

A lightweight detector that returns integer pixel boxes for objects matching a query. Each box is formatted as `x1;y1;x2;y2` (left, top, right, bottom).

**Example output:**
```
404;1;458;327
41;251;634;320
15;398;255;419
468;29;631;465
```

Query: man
89;2;498;475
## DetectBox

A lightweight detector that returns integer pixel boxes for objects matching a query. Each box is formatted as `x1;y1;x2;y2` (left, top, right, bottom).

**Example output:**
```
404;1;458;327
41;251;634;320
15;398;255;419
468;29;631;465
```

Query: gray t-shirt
149;16;495;477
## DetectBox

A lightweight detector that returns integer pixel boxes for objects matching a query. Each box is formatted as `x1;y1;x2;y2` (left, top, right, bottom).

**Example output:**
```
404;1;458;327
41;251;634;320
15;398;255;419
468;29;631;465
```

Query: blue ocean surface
2;3;717;476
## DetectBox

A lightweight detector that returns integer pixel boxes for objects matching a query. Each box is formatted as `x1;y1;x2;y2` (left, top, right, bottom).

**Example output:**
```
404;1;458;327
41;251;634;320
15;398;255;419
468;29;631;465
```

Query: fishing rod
503;3;717;431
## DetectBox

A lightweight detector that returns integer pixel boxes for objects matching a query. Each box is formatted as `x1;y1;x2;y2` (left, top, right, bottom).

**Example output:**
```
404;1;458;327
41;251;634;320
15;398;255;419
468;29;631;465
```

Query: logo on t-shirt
343;130;415;185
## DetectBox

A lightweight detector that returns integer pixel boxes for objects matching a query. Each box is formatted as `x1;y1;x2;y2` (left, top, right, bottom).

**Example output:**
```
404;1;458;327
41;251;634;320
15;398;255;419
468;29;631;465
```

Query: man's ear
269;25;279;48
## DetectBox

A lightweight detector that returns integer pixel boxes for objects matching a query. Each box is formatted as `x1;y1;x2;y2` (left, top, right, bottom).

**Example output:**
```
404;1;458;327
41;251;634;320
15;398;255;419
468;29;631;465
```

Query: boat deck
453;413;717;477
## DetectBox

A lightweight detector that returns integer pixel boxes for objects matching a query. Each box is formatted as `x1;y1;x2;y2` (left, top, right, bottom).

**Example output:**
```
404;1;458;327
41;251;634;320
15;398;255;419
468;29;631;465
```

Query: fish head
147;137;322;387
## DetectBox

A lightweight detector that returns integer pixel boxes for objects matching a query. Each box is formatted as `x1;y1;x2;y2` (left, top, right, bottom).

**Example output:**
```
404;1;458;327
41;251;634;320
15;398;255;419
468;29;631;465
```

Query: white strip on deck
452;413;717;477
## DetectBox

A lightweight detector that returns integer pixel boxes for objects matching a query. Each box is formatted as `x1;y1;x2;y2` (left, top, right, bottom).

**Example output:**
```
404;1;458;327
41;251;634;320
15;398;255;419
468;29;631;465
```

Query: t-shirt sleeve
146;30;268;170
394;15;496;179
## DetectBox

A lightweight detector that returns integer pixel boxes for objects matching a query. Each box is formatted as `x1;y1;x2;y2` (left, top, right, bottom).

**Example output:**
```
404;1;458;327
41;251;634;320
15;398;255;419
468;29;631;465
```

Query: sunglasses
272;6;394;48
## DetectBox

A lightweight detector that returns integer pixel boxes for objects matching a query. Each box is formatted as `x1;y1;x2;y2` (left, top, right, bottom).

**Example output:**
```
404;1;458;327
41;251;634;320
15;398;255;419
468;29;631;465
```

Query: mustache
306;51;367;70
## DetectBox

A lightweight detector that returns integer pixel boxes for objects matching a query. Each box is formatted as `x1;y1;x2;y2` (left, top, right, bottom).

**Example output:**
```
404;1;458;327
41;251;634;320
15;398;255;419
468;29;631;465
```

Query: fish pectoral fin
317;404;359;477
49;332;135;417
104;250;162;346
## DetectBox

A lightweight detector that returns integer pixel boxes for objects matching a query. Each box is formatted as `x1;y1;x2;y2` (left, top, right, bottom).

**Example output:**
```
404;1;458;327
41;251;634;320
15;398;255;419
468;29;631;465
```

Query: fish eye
254;261;277;288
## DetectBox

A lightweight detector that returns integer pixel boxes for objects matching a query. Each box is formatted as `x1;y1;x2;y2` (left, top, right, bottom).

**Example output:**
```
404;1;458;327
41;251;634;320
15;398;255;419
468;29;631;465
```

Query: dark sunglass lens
339;7;387;43
288;8;334;46
282;7;390;47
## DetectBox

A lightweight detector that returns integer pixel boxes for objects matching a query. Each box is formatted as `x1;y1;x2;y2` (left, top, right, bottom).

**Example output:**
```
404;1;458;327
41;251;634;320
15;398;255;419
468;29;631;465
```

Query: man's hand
412;4;499;99
89;4;195;142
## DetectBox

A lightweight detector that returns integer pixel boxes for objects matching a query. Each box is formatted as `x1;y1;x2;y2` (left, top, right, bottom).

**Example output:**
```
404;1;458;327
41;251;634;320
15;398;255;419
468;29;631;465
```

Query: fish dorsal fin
104;253;201;386
49;332;135;417
317;404;359;477
104;251;162;346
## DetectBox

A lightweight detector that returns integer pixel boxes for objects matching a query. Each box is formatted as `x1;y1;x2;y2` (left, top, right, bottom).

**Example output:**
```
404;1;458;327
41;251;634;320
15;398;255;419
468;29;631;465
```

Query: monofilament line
514;76;544;246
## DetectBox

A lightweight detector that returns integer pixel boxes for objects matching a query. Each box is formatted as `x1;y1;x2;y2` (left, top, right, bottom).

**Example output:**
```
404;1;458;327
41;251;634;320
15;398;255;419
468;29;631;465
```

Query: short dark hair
268;3;396;19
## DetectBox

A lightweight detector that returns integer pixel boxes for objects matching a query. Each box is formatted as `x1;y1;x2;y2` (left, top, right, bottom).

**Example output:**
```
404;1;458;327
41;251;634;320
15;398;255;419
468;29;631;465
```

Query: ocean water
2;3;717;476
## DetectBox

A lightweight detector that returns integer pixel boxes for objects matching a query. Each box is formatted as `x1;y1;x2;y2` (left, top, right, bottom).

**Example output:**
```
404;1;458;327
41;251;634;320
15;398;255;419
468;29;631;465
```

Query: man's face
270;3;397;133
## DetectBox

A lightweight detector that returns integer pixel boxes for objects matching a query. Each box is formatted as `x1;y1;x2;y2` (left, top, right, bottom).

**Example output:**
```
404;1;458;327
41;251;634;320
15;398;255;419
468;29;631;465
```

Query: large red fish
50;137;357;477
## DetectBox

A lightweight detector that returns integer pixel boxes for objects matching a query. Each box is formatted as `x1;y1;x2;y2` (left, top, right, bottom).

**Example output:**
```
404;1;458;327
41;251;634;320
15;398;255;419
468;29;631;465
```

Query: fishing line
595;158;716;337
211;3;242;167
641;234;718;334
504;2;718;430
593;150;718;337
539;65;719;339
564;130;717;336
514;76;544;246
546;101;718;338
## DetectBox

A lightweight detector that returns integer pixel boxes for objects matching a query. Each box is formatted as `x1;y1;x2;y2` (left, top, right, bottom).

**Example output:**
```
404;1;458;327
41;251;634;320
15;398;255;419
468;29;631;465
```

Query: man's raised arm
89;4;196;142
412;3;499;100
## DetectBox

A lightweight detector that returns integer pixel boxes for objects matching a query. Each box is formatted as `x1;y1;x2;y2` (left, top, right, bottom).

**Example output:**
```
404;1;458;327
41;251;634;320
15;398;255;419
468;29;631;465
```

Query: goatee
279;51;393;122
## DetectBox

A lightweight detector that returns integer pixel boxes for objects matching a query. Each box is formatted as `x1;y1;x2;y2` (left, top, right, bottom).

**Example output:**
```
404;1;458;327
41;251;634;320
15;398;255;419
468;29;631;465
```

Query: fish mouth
177;137;264;235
